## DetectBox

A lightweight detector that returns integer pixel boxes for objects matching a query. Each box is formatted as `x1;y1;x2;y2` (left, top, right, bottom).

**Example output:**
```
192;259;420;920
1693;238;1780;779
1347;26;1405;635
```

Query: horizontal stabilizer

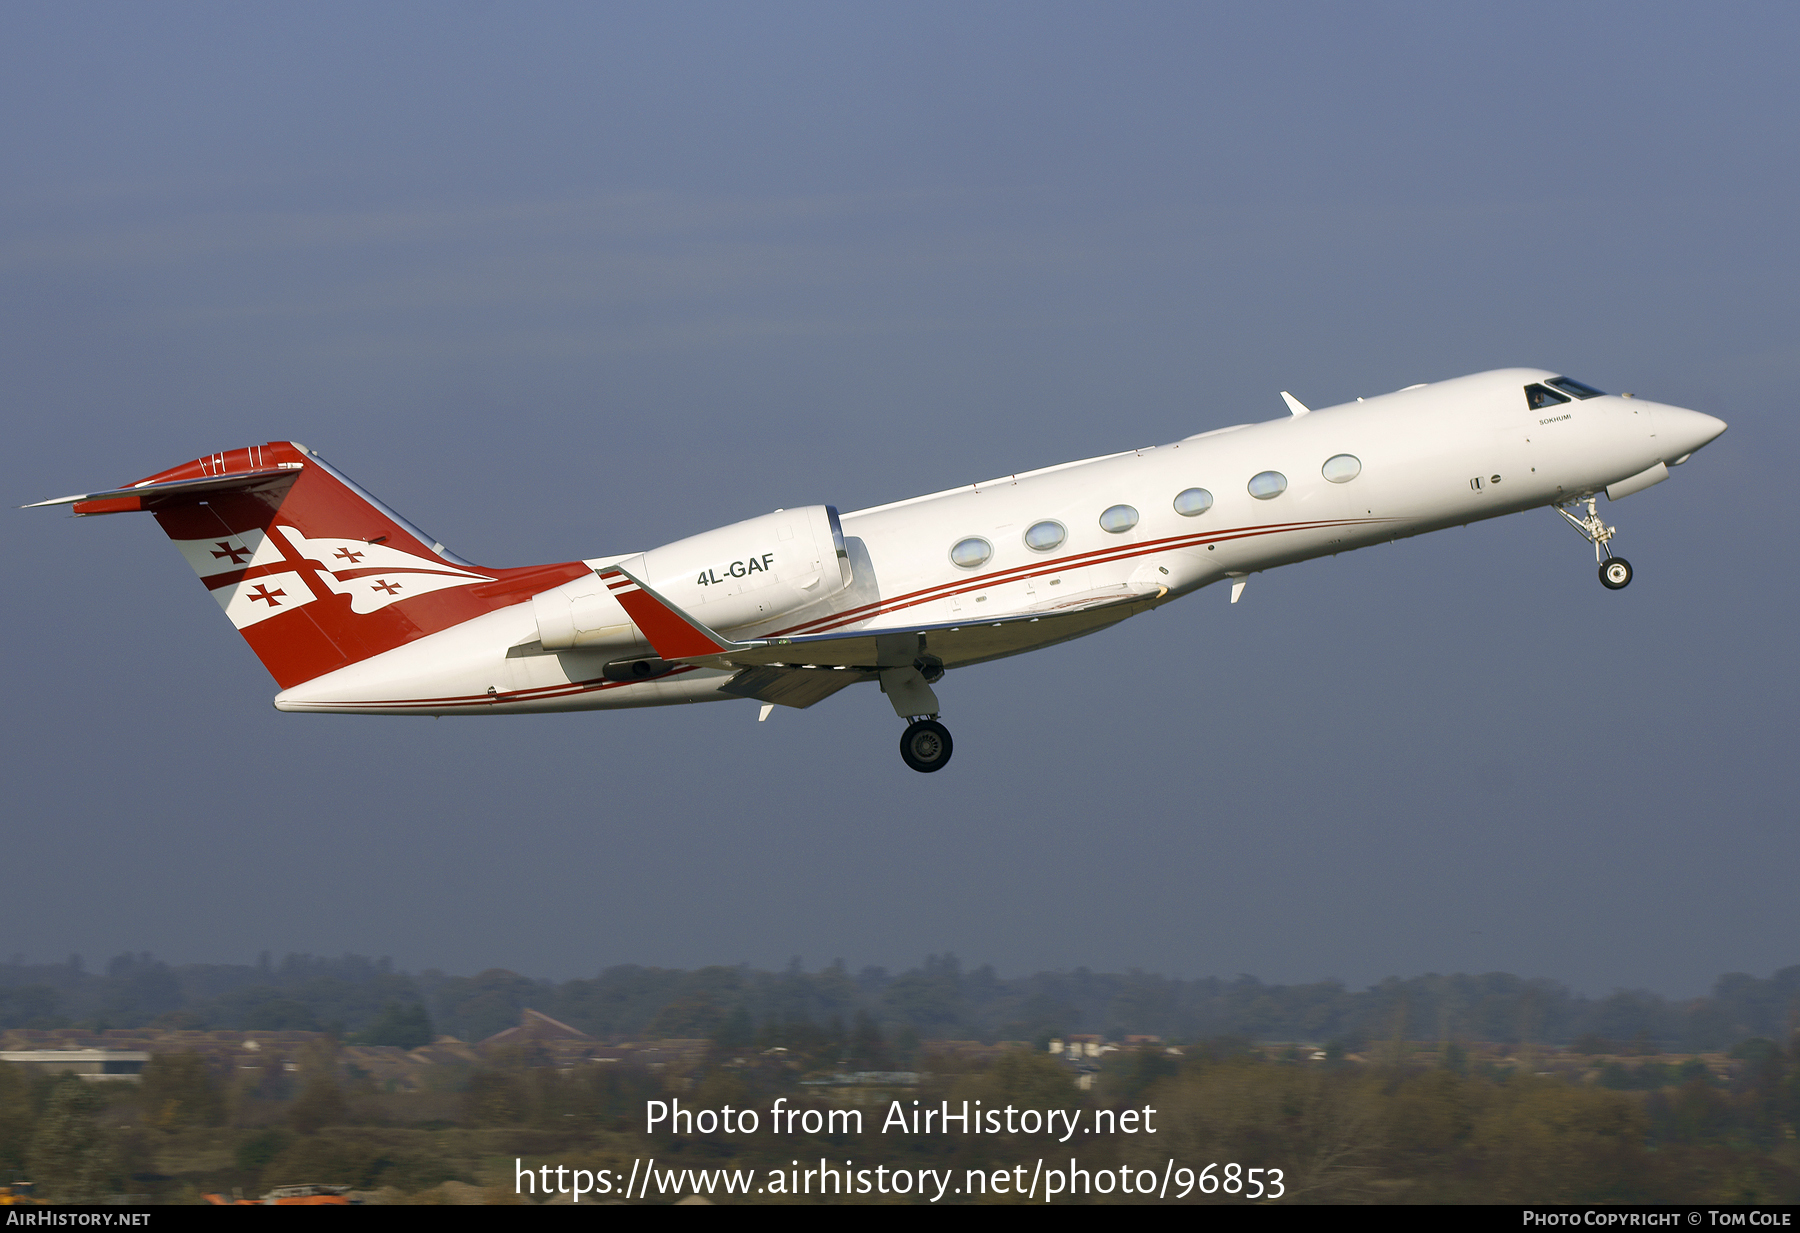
24;466;302;514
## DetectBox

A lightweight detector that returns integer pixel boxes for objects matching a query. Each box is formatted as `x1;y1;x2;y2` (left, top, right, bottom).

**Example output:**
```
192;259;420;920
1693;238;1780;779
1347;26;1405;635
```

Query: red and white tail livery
29;369;1727;771
32;441;590;689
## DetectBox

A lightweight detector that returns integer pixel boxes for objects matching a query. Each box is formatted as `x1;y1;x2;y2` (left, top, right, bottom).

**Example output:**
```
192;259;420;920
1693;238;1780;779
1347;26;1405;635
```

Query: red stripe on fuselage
771;516;1392;637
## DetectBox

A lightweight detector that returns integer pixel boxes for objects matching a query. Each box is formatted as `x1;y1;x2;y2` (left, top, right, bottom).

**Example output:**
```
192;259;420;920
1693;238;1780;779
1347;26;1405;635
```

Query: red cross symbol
246;584;286;607
210;541;252;565
333;548;366;564
370;579;402;595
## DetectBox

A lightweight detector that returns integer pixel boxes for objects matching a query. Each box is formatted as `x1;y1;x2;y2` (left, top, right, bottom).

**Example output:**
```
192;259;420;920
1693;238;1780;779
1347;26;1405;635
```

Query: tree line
1;952;1795;1050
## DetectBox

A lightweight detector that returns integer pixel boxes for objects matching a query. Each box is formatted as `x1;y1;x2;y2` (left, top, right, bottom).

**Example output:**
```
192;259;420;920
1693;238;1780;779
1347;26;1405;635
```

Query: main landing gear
1555;496;1633;591
882;651;953;773
900;719;954;773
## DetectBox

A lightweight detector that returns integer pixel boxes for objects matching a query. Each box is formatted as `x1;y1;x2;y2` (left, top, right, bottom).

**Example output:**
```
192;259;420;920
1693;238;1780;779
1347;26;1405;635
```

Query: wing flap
717;665;876;709
736;603;1146;671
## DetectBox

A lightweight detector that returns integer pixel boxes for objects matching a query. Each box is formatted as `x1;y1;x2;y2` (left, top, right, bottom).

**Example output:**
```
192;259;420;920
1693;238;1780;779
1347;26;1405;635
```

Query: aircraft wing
599;564;1159;705
714;665;878;709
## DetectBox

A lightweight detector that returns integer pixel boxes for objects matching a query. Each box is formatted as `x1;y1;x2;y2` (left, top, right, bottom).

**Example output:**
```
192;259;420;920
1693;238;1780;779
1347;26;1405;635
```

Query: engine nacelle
531;505;852;653
531;576;645;655
632;504;852;631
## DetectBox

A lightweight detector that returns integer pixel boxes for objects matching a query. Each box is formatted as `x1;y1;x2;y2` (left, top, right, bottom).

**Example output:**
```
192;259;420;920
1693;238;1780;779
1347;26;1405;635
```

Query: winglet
1281;391;1310;417
598;565;755;661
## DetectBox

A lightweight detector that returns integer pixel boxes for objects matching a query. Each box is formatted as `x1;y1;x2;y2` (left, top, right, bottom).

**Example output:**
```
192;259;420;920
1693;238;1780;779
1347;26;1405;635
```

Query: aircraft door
1484;399;1539;507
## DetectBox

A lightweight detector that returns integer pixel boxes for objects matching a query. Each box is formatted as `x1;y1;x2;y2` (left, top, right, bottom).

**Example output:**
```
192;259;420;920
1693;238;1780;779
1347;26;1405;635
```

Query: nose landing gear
899;718;954;773
1555;497;1633;590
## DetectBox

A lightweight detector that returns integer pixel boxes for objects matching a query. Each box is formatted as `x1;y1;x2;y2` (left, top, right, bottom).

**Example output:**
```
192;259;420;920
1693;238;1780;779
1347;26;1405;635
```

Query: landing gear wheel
899;719;954;773
1599;558;1633;590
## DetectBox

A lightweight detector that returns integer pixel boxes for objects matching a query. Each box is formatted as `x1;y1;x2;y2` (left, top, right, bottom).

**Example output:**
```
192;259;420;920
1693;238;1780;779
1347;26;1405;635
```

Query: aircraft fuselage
263;367;1725;718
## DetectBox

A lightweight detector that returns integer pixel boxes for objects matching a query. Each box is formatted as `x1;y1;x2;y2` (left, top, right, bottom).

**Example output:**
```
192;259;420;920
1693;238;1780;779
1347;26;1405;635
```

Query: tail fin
30;441;589;689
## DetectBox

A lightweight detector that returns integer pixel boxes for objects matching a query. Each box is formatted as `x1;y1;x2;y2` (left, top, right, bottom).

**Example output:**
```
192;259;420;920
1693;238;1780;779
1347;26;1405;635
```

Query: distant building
800;1071;920;1087
0;1049;149;1081
1049;1035;1113;1059
479;1008;591;1048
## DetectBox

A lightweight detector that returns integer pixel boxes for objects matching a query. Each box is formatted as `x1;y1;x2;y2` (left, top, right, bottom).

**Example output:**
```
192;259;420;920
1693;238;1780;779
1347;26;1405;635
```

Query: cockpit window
1525;383;1571;410
1548;376;1606;399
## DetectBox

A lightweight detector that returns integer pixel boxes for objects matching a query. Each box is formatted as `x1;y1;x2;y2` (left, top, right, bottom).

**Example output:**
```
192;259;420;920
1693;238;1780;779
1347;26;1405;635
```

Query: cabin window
949;537;992;569
1023;520;1066;552
1525;383;1571;410
1098;505;1139;533
1173;487;1213;516
1322;454;1361;483
1247;471;1287;499
1548;376;1606;400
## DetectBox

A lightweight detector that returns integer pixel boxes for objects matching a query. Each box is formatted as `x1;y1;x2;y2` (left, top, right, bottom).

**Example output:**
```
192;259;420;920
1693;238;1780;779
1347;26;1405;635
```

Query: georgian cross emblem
263;525;494;615
210;541;252;565
246;583;286;607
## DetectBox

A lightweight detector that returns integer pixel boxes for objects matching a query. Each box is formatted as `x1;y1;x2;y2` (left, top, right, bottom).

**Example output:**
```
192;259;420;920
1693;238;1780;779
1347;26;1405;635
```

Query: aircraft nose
1659;405;1728;461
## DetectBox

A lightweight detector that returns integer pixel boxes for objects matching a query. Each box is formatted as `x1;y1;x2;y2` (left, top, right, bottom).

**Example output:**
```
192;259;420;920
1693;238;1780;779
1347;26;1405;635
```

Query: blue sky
3;3;1795;995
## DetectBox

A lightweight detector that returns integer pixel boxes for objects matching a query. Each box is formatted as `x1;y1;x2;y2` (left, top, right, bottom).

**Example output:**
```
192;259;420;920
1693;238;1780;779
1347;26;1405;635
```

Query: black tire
1599;558;1633;590
899;719;954;773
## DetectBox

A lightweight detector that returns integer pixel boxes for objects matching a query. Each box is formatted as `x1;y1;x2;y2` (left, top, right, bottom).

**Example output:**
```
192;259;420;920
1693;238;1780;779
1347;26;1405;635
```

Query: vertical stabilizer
37;442;590;689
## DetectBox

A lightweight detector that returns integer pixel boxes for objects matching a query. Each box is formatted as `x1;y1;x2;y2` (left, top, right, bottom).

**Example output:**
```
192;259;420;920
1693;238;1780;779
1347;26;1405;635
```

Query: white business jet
28;368;1724;772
